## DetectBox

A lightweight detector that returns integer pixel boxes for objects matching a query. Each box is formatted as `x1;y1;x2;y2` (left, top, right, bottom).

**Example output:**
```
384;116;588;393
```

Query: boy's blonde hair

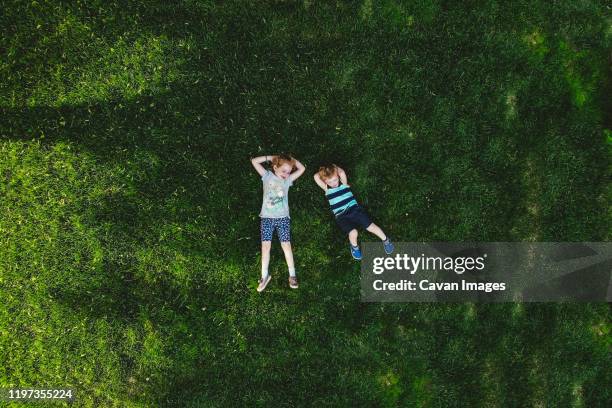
317;164;338;180
272;154;296;170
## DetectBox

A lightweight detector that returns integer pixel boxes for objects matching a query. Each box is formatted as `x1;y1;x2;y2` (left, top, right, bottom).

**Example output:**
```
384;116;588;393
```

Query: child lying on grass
314;164;394;260
251;154;305;292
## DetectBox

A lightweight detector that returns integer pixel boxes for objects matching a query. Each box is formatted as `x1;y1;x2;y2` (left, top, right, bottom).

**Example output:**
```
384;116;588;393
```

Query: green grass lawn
1;0;611;406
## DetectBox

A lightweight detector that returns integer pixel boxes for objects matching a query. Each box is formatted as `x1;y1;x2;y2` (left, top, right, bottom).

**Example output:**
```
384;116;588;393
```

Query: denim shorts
260;217;291;242
335;205;372;234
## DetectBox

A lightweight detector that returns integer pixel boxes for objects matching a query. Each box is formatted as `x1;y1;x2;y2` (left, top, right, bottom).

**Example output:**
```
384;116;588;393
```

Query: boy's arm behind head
336;166;348;185
313;173;328;191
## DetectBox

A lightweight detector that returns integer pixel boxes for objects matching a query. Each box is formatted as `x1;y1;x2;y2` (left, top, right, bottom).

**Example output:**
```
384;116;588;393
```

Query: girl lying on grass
314;164;394;260
250;154;306;292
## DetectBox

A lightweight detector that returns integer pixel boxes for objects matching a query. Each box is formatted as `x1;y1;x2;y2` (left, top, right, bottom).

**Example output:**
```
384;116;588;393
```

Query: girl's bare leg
261;241;272;279
280;242;296;276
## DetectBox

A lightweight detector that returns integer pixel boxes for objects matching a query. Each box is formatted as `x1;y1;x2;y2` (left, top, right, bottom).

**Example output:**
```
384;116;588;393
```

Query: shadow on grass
1;78;363;405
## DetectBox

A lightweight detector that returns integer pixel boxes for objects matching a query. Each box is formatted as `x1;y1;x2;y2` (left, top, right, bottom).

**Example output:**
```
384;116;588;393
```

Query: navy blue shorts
260;217;291;242
335;205;372;234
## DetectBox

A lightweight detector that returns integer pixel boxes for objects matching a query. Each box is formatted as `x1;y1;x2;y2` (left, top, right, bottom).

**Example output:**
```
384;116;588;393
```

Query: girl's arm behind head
289;158;306;182
250;155;269;177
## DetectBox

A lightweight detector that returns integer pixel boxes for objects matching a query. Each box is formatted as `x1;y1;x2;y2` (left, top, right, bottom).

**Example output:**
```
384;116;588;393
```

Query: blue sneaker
383;239;394;254
350;245;362;260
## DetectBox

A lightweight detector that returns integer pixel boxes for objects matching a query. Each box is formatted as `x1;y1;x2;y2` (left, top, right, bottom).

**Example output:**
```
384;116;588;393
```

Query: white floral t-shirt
259;170;293;218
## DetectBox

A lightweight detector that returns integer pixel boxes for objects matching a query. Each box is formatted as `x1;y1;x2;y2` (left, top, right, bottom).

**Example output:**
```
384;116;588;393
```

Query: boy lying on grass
314;164;394;260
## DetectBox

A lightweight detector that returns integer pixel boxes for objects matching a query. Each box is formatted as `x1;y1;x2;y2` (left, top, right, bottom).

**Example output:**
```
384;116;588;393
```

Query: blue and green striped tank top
325;184;358;216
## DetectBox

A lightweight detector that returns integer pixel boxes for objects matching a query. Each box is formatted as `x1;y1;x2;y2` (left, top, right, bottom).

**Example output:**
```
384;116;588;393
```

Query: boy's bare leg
261;241;272;279
366;223;387;241
348;229;359;247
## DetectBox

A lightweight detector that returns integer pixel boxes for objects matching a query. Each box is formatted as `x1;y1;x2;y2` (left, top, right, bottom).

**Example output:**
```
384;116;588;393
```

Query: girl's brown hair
272;154;296;170
317;164;338;180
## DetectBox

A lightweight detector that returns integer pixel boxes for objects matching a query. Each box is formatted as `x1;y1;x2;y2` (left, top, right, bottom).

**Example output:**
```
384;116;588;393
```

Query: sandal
257;275;272;292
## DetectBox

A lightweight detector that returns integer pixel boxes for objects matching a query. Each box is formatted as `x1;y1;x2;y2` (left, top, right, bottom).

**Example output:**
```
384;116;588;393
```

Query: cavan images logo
371;252;506;293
